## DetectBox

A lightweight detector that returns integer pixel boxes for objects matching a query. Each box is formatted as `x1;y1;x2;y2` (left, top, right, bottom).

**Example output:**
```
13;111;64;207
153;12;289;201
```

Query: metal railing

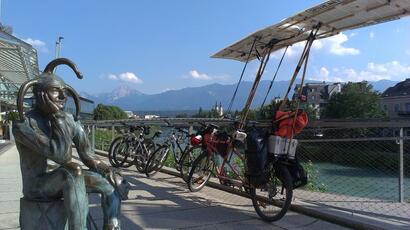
85;118;410;225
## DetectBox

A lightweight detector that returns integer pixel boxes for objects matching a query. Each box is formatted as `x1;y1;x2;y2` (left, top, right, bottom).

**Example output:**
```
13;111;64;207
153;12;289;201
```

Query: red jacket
274;110;308;138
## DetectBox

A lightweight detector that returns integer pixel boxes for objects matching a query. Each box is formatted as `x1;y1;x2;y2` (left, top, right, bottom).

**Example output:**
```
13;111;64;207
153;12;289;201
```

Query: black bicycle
144;127;191;177
108;123;158;172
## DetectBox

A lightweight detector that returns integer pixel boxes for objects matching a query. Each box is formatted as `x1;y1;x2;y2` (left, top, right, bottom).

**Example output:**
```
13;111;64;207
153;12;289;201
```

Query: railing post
399;127;404;203
92;125;96;151
111;125;115;142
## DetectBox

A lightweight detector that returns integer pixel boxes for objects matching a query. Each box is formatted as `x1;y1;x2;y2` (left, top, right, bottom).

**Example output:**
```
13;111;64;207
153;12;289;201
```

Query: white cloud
108;74;118;80
349;32;357;37
23;38;48;53
189;70;212;80
107;72;143;84
270;32;359;59
309;61;410;82
369;32;375;40
119;72;143;83
161;88;174;92
186;70;230;81
325;33;360;56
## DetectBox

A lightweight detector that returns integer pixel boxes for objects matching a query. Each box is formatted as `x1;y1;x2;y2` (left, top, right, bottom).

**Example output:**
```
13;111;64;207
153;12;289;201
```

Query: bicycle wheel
250;164;293;222
112;140;130;167
173;132;189;166
108;137;123;167
187;151;214;192
179;145;202;182
135;140;156;172
145;145;170;177
119;143;138;168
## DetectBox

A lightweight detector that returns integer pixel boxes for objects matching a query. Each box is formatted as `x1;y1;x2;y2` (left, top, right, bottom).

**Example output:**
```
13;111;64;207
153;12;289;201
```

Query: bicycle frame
203;136;247;187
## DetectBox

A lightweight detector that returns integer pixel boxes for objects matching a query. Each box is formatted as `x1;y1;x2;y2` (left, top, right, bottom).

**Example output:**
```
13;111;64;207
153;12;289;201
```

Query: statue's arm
12;119;71;164
72;121;110;175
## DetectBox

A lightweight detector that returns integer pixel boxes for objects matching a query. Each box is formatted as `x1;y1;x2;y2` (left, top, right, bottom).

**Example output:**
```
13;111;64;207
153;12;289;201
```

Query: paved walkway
0;145;350;229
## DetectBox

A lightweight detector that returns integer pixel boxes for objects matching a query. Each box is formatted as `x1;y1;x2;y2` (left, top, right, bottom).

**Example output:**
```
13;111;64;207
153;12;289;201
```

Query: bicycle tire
113;140;134;168
179;145;202;182
187;151;214;192
108;137;123;167
119;142;137;168
250;164;293;222
172;132;189;164
144;145;170;177
135;140;156;172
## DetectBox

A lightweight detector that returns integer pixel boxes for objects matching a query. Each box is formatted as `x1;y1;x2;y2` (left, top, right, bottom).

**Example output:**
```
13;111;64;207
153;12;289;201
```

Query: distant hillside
81;79;398;111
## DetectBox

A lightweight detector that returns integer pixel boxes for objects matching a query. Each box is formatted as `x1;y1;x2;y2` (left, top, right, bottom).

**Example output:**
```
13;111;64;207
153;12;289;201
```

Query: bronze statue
13;58;129;230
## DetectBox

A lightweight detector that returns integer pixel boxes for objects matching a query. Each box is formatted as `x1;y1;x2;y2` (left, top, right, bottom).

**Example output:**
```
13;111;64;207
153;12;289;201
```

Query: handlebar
176;127;189;135
120;122;150;134
198;121;219;130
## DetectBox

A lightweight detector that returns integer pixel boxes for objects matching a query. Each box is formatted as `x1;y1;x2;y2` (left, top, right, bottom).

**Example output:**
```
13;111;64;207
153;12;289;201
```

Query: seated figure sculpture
12;58;129;230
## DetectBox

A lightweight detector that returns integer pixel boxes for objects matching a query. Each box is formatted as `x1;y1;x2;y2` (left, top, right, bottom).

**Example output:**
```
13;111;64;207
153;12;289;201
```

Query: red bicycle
186;124;293;222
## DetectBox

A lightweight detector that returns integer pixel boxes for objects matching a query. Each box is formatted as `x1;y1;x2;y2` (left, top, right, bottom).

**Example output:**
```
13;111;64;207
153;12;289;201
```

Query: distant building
211;102;224;117
124;111;135;118
294;82;342;118
144;114;160;119
0;23;39;119
380;78;410;118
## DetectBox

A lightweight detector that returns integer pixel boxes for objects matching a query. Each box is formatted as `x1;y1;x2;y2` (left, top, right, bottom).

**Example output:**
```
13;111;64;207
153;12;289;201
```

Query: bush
93;104;128;120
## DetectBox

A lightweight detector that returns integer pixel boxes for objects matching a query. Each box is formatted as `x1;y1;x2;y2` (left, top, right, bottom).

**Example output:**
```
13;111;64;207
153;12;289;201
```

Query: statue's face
46;86;67;110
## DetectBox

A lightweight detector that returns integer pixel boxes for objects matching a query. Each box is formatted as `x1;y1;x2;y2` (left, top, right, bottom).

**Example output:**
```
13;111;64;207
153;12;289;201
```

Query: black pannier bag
245;128;269;187
287;155;307;189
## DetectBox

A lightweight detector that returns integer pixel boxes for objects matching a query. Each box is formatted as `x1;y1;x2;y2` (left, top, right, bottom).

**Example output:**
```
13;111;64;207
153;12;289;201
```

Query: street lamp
55;36;64;58
54;36;64;73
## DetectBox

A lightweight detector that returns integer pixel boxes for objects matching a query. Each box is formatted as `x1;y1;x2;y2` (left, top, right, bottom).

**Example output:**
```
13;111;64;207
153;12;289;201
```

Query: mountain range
80;79;399;111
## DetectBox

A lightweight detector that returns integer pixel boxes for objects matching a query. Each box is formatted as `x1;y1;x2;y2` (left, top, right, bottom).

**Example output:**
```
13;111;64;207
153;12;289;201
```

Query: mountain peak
111;84;142;100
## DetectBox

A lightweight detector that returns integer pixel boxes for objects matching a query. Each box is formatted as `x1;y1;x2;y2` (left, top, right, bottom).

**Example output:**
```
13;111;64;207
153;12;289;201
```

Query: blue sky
2;0;410;94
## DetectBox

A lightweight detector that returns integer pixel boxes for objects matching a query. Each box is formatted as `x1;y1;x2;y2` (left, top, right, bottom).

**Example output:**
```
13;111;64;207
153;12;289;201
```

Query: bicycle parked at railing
178;122;218;182
186;120;302;222
144;127;192;177
108;122;160;172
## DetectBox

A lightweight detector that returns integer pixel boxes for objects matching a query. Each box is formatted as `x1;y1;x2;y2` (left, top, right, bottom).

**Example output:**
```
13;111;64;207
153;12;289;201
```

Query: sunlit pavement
0;145;350;229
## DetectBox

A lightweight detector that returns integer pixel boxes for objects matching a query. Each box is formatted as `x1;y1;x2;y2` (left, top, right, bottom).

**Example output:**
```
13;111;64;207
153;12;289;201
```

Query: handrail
82;117;410;128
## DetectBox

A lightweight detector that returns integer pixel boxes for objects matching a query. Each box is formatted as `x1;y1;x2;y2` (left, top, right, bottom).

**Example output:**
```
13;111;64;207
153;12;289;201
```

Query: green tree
192;107;205;118
321;82;386;119
93;104;128;120
303;104;319;121
258;100;280;120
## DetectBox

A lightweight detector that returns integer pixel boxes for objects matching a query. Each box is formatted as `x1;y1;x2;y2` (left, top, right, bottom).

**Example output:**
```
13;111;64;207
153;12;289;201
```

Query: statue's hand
106;168;130;200
41;92;61;114
63;162;83;177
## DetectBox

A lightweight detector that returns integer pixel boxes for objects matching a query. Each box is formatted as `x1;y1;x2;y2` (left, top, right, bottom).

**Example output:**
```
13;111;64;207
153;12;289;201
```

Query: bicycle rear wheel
179;145;202;182
250;164;293;222
187;151;214;192
145;145;170;177
112;139;135;168
108;137;123;167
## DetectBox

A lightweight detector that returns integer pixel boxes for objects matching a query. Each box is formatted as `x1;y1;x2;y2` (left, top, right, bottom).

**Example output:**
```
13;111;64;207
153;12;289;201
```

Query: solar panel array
212;0;410;62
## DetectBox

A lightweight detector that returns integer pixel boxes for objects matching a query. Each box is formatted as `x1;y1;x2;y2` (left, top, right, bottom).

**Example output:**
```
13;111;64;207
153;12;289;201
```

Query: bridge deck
0;144;348;229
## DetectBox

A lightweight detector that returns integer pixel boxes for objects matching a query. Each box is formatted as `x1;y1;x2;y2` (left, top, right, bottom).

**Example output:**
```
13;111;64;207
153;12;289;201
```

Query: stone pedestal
20;198;68;230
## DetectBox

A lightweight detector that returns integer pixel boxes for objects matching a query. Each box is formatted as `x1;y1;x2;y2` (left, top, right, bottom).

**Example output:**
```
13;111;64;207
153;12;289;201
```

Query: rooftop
382;78;410;97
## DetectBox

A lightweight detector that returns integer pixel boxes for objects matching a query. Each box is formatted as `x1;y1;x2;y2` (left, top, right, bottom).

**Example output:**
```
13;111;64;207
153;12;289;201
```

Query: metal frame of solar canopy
214;0;410;129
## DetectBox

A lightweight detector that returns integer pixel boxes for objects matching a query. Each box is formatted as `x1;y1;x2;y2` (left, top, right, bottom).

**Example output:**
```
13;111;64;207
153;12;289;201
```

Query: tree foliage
93;104;128;120
321;82;386;119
